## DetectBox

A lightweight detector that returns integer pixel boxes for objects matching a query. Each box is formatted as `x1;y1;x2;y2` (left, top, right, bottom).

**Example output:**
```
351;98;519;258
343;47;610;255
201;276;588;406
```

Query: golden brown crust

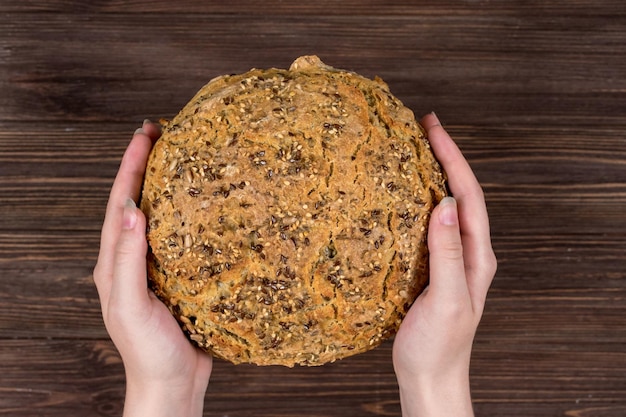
140;56;447;366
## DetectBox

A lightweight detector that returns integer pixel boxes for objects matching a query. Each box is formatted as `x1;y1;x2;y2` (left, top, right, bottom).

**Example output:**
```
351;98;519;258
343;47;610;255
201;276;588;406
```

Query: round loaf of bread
140;56;447;366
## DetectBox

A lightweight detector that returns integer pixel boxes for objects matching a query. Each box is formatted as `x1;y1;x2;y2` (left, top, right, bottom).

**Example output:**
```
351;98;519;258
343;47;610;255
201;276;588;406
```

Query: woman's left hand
93;121;213;417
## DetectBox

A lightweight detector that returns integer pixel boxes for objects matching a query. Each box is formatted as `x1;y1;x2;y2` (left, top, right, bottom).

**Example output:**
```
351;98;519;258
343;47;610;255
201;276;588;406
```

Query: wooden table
1;1;625;416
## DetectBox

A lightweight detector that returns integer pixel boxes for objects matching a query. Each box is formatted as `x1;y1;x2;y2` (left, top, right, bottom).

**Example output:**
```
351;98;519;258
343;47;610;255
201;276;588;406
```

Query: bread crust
140;56;447;366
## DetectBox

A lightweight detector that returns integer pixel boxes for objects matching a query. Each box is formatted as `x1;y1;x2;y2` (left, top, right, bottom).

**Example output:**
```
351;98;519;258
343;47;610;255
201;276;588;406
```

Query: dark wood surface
1;1;625;416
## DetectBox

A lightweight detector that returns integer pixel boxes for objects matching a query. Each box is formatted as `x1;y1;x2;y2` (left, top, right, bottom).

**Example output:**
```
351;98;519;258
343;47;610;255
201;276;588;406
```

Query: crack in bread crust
140;56;447;367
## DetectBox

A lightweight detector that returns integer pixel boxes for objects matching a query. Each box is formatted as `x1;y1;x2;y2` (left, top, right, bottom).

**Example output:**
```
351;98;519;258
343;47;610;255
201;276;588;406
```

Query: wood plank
0;339;403;416
0;266;106;339
1;339;624;416
0;230;106;339
0;231;99;266
0;340;125;416
470;346;626;417
2;0;625;16
1;11;625;125
0;178;111;231
0;124;126;232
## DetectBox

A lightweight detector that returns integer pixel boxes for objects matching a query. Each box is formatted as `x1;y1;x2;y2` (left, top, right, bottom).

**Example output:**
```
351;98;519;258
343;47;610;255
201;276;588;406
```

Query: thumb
427;197;468;302
110;198;150;313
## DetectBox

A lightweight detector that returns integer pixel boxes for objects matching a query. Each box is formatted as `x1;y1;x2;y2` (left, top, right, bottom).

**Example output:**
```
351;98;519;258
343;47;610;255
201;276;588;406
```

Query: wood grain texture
1;1;625;416
3;340;624;417
2;7;625;125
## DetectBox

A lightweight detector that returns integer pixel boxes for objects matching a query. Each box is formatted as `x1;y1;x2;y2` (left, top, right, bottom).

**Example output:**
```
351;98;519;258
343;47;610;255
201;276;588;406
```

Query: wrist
123;374;208;417
396;368;474;417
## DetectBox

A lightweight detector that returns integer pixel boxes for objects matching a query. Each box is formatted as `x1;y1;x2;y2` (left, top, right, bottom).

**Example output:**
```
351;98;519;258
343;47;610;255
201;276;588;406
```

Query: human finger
105;119;160;232
141;119;162;142
426;196;470;305
421;113;496;309
93;128;154;305
109;198;150;317
421;113;487;229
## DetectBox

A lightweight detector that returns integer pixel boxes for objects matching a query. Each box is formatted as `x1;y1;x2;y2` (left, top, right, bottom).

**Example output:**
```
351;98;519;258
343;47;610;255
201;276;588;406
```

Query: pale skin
393;113;497;417
93;114;496;417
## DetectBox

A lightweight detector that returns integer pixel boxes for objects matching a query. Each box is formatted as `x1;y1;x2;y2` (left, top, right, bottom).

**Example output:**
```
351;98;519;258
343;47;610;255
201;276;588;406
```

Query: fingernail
143;119;152;127
430;111;442;126
134;127;146;136
122;198;137;230
438;196;458;226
